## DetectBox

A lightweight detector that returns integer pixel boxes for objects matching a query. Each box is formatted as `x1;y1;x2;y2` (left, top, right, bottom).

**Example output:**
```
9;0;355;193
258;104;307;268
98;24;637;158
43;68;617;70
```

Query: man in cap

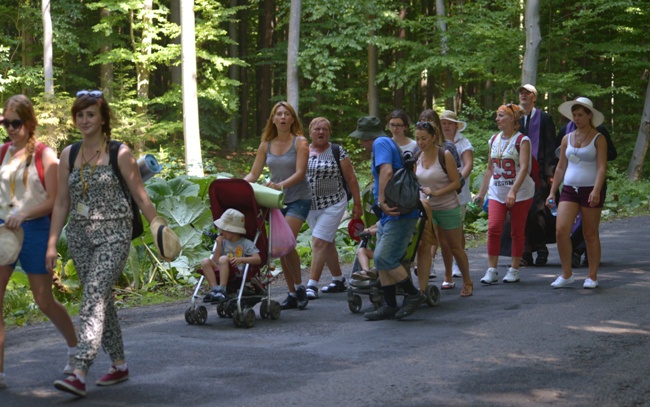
516;84;558;267
350;116;424;321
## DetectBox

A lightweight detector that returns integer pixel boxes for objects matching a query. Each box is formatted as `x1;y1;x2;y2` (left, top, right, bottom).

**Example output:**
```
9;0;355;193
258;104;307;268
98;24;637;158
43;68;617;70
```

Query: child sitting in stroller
351;222;379;281
202;208;262;303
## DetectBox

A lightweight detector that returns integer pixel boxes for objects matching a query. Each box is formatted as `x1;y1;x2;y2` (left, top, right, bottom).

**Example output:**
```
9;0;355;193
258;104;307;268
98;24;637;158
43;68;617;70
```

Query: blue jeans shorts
281;198;311;222
11;216;50;274
374;217;418;271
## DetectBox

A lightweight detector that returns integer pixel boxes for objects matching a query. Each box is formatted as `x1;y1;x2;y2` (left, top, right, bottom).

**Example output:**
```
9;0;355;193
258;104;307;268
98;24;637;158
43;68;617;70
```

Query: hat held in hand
0;224;24;266
150;216;181;261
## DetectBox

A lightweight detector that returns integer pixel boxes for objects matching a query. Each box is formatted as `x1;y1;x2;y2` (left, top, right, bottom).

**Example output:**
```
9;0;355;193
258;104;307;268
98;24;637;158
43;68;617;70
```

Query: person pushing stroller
202;208;262;302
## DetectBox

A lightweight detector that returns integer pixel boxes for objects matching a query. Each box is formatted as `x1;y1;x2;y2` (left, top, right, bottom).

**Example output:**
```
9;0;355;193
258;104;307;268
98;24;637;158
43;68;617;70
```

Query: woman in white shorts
305;117;361;299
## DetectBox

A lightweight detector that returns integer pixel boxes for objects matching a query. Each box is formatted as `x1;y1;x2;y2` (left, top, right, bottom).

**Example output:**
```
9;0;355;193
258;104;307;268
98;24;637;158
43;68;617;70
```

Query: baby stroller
184;178;280;328
346;186;441;313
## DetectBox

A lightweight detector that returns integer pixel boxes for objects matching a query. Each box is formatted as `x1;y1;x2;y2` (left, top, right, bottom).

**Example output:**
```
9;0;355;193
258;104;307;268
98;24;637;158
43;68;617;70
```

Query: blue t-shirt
371;136;419;224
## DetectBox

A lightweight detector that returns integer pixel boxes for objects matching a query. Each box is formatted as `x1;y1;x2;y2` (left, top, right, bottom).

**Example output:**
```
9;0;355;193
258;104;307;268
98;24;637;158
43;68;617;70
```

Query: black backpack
68;140;144;240
382;139;421;214
330;143;352;201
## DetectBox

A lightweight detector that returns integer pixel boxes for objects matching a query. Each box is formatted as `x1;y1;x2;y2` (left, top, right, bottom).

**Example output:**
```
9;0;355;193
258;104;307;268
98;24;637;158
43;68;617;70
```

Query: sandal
351;270;370;280
460;281;474;297
441;281;455;290
365;268;378;280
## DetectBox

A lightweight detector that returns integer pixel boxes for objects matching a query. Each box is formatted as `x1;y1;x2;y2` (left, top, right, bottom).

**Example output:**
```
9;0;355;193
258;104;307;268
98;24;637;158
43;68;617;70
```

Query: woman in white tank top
548;97;607;289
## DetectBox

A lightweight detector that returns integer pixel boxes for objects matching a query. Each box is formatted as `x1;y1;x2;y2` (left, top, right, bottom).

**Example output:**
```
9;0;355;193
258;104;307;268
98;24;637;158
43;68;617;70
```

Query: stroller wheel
217;303;227;318
426;285;441;307
242;308;256;328
269;300;281;320
260;301;270;319
348;294;362;313
195;306;208;325
184;307;196;325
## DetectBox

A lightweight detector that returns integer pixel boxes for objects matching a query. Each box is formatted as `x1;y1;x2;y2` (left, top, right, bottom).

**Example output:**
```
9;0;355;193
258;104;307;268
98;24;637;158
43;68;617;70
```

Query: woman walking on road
548;97;607;289
244;101;311;310
0;95;78;389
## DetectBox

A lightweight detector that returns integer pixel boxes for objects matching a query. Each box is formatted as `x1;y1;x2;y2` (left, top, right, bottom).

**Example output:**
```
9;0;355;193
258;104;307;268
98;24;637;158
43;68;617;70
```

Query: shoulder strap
515;133;526;152
331;143;343;176
0;142;10;164
34;141;47;189
109;140;125;185
68;141;82;170
388;138;405;166
438;146;448;175
489;134;498;149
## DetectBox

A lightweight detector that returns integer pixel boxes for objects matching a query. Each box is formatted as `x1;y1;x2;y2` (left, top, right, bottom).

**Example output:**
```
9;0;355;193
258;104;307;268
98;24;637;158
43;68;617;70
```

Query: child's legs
200;258;219;287
358;247;374;271
217;255;231;287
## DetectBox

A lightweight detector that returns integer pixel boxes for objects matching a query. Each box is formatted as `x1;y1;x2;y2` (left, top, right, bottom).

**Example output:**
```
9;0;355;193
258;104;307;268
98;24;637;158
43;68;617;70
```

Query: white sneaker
451;262;462;278
551;275;575;288
480;268;498;284
583;278;599;289
503;267;520;283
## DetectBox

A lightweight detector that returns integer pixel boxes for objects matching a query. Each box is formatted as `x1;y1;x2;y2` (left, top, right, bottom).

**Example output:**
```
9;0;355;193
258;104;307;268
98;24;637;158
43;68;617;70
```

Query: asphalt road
2;216;650;407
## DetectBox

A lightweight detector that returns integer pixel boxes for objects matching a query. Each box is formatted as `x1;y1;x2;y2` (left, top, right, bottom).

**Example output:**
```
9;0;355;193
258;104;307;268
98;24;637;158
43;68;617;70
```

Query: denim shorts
281;198;312;222
374;217;418;271
11;216;50;274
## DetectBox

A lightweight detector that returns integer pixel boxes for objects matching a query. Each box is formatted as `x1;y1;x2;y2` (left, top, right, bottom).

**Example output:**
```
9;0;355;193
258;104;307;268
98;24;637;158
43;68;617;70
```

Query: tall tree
521;0;540;86
627;74;650;180
42;0;53;97
287;0;301;113
180;0;203;176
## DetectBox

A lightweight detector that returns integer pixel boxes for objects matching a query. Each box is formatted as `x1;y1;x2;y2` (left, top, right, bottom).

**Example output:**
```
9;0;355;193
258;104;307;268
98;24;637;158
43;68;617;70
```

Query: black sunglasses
1;119;24;130
76;90;104;98
415;121;435;133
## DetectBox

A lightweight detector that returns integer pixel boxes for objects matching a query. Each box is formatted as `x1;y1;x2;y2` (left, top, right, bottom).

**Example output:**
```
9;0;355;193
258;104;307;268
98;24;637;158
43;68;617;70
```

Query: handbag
269;208;297;258
383;140;420;214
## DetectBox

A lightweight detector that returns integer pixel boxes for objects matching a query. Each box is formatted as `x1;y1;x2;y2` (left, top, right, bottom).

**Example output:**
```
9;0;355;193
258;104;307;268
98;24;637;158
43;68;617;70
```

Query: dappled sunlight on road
567;320;650;336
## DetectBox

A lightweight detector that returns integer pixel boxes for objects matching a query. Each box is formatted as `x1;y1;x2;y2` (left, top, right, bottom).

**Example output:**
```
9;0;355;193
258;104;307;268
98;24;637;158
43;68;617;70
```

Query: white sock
332;275;344;282
75;373;86;384
115;363;128;372
294;284;302;291
68;346;77;356
307;279;318;287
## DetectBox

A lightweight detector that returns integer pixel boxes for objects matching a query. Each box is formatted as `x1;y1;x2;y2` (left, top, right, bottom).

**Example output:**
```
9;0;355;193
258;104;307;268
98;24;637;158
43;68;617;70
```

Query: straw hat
214;208;247;235
150;216;181;261
0;224;24;266
439;110;467;132
349;116;387;140
558;97;604;127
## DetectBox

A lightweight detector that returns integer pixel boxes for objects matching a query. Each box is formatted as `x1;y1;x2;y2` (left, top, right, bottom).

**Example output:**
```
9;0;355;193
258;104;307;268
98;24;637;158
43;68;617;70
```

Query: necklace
574;128;592;147
79;140;105;199
8;148;28;206
81;148;100;165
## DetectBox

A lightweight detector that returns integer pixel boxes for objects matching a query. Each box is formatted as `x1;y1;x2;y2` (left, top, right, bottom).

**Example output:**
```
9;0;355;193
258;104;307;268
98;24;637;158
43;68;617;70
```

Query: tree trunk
100;8;114;100
287;0;301;113
228;0;239;149
170;0;181;87
180;0;204;177
393;5;407;108
627;75;650;180
257;0;275;136
521;0;541;85
368;40;379;117
42;0;53;97
435;0;453;109
238;6;249;141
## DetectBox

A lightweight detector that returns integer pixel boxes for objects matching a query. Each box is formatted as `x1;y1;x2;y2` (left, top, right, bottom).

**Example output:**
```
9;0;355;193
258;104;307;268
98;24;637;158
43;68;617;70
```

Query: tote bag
270;208;297;258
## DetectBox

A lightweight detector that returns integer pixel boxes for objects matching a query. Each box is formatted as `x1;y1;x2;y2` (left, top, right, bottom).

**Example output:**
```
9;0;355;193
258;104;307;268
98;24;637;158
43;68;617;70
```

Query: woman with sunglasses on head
244;101;311;310
474;103;534;285
47;90;165;397
414;120;473;297
0;95;78;389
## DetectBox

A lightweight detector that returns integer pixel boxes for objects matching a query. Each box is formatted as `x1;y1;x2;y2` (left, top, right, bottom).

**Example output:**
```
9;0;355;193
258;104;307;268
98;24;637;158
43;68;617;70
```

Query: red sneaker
96;365;129;386
54;375;86;397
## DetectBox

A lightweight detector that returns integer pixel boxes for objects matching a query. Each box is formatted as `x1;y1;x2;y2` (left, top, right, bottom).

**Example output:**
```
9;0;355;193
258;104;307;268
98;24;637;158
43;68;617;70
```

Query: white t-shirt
487;132;535;204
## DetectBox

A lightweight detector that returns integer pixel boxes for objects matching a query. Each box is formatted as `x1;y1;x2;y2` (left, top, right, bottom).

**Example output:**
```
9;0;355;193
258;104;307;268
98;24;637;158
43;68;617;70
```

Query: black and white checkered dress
307;144;348;210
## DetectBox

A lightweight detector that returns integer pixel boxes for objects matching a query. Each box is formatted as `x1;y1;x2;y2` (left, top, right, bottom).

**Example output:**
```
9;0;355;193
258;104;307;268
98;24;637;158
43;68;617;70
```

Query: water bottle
549;199;558;216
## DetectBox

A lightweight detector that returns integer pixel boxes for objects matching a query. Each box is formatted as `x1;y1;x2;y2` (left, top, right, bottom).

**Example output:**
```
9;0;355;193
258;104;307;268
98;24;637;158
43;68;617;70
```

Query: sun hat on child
558;97;604;127
0;224;24;266
214;208;247;235
440;110;467;132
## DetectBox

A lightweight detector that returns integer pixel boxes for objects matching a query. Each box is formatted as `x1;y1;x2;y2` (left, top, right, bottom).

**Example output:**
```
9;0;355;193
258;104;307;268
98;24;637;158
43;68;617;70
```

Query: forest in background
1;0;648;177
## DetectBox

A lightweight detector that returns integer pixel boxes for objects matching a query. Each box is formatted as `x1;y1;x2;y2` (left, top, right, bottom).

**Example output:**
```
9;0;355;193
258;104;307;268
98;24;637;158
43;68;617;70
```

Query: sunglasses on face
1;119;24;130
76;90;104;98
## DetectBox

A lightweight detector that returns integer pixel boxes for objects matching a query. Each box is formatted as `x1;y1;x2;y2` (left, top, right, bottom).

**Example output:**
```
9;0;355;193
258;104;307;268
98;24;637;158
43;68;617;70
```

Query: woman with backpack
304;117;362;299
0;95;78;389
47;90;176;397
414;120;473;297
474;103;534;285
